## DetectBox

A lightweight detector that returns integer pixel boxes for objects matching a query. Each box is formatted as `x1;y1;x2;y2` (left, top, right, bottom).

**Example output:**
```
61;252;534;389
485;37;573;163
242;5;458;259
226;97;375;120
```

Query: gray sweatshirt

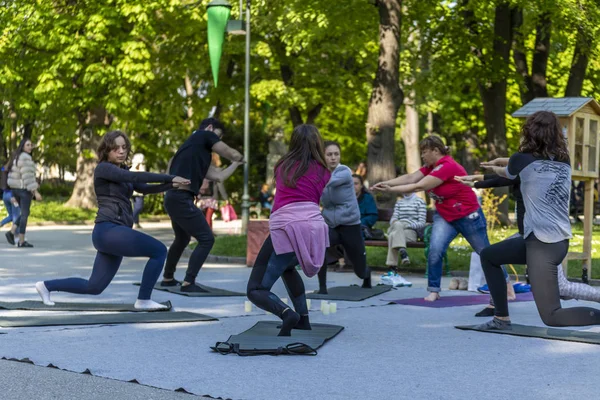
320;164;361;228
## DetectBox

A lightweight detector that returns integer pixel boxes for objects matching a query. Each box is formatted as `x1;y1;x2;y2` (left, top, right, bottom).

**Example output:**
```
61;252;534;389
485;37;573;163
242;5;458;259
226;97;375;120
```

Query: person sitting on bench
386;193;427;269
318;141;371;294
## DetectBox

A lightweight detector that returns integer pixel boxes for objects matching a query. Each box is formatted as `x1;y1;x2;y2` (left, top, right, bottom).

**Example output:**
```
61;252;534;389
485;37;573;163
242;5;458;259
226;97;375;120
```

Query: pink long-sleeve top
269;162;331;277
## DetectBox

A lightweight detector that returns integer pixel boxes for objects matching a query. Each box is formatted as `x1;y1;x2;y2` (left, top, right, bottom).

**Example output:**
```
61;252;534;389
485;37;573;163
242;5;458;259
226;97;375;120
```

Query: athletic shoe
513;282;531;293
399;249;410;265
160;279;181;287
180;283;209;293
475;307;495;317
458;278;468;290
18;241;33;248
477;284;490;294
381;274;412;287
5;231;14;245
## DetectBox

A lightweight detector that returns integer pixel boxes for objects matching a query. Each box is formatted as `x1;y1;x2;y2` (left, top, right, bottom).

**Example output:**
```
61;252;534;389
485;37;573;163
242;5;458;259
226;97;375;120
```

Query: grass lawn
203;223;600;279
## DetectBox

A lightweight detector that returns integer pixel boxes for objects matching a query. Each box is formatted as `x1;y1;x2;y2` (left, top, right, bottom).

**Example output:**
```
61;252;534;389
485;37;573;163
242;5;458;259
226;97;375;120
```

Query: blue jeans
44;222;167;300
132;196;144;224
427;208;508;292
247;235;309;317
1;191;20;227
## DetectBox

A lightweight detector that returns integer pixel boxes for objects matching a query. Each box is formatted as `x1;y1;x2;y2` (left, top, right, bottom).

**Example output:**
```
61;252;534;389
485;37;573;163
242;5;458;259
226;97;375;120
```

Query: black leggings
481;234;600;326
318;224;368;288
163;190;215;284
247;235;309;317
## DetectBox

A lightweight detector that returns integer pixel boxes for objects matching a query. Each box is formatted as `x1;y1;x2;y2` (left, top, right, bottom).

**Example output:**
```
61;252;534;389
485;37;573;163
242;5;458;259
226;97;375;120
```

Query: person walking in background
258;183;274;210
131;153;146;229
197;154;229;230
6;138;42;248
1;188;20;238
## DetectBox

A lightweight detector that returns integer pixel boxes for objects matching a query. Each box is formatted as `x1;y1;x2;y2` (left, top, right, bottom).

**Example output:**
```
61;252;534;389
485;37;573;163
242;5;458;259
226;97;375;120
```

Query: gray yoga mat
307;284;393;301
0;300;172;312
0;311;217;328
456;324;600;345
135;282;245;297
211;321;344;356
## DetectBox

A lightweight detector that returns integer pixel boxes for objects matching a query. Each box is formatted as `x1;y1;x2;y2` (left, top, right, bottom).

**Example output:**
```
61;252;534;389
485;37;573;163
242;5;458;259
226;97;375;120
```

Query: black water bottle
582;267;589;284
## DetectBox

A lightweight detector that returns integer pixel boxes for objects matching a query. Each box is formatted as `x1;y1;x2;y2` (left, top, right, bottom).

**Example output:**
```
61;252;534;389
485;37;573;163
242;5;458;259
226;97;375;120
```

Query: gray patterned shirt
505;153;572;243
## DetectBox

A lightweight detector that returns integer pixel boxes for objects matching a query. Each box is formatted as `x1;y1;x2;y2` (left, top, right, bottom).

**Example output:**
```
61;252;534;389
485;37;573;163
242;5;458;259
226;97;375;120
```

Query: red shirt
419;155;479;222
272;161;331;213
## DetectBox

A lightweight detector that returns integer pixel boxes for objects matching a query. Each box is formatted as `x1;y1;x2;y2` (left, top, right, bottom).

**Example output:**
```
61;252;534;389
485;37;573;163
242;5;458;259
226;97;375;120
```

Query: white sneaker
381;274;412;287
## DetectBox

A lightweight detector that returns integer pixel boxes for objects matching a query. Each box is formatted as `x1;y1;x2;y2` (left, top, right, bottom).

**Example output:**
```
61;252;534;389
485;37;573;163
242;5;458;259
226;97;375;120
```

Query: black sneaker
399;248;410;265
160;279;180;287
180;283;209;293
18;241;33;248
5;231;15;245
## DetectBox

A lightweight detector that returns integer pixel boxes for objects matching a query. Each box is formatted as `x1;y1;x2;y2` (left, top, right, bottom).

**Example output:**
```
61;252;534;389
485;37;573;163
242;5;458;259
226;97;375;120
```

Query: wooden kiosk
512;97;600;281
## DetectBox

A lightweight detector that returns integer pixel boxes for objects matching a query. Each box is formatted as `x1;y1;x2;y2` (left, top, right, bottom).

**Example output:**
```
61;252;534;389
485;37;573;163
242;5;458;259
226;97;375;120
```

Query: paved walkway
1;226;600;399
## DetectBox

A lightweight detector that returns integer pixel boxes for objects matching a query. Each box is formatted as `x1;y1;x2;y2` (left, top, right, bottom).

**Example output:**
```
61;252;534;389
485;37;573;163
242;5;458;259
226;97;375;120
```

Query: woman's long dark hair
273;124;327;188
519;111;569;161
4;138;32;172
97;130;132;165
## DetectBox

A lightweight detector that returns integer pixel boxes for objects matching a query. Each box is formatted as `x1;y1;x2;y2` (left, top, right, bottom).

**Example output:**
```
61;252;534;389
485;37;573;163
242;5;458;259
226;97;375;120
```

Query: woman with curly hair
476;111;600;330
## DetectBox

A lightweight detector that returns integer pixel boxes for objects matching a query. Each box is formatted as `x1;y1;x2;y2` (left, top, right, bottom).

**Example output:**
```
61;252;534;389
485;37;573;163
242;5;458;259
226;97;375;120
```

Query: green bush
39;180;74;198
28;198;97;223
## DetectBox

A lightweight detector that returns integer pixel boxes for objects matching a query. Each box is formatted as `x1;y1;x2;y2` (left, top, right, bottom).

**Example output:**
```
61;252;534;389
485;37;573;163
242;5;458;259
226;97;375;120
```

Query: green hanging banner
207;3;231;87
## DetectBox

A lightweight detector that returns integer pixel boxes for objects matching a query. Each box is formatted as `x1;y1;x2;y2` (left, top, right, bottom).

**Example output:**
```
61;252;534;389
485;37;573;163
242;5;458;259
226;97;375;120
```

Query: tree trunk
478;3;512;160
565;29;591;97
511;7;533;105
65;107;112;209
366;0;403;207
531;13;551;98
402;91;420;174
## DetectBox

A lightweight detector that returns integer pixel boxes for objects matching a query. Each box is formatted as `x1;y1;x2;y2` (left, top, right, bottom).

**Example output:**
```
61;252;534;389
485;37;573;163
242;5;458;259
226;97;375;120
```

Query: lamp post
207;0;251;234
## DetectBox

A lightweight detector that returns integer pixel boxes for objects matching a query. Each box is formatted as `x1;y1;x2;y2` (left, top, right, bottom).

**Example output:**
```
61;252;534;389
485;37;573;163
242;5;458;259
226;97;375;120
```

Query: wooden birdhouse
512;97;600;281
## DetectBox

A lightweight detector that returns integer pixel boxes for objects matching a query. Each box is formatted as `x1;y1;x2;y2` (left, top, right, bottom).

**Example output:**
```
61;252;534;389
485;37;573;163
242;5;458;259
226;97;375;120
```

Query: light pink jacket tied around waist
269;201;330;277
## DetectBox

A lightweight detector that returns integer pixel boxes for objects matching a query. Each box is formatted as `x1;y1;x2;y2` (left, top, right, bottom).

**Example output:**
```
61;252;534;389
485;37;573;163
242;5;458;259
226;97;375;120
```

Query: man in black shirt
163;118;244;292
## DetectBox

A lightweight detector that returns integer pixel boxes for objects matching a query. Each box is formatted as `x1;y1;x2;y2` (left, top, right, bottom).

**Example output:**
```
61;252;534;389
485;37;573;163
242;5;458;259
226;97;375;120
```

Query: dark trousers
12;189;32;235
132;196;144;224
318;224;368;288
44;222;167;299
163;190;215;284
481;234;600;326
247;235;309;317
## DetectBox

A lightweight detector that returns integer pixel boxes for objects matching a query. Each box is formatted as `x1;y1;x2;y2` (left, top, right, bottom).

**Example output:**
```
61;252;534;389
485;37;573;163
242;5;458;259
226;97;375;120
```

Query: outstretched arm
204;162;243;183
132;182;174;194
95;162;175;184
212;141;244;163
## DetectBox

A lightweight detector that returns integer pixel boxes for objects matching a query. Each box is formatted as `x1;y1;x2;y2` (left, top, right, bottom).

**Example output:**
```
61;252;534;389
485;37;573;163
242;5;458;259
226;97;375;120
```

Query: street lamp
207;0;251;234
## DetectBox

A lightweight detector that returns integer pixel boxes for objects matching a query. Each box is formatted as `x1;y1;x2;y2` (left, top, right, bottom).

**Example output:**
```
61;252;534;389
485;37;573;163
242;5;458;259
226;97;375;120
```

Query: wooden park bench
364;208;450;275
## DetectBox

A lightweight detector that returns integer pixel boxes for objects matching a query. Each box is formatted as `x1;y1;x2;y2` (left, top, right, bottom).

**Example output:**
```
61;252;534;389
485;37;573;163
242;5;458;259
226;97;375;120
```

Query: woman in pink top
373;136;509;305
247;124;331;336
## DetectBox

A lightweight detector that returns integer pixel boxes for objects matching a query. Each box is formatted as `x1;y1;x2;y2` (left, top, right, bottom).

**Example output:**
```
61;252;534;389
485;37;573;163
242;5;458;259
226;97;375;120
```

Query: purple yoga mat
386;292;534;308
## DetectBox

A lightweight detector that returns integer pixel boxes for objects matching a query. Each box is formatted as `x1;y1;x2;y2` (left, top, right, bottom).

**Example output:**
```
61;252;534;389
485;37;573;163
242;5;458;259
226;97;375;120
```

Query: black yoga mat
306;284;392;301
135;282;245;297
0;300;172;312
211;321;344;356
456;324;600;345
0;311;217;328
